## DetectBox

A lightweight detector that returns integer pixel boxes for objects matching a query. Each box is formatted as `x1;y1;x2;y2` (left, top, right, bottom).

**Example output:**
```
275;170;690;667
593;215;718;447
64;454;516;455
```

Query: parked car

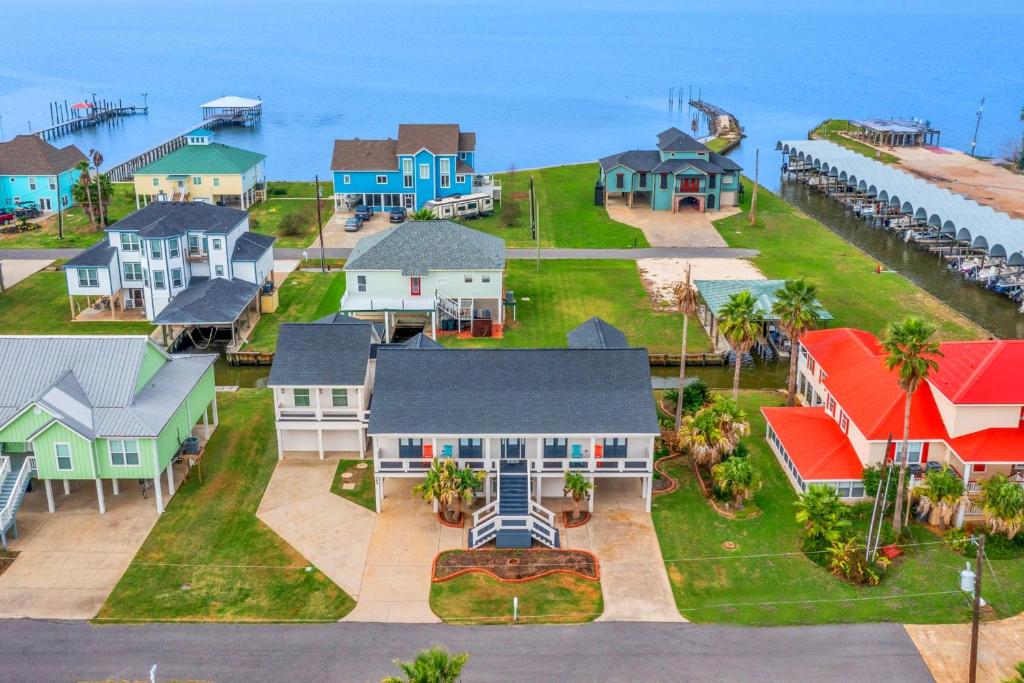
344;217;363;232
354;205;373;222
14;204;38;219
388;207;407;223
0;210;14;226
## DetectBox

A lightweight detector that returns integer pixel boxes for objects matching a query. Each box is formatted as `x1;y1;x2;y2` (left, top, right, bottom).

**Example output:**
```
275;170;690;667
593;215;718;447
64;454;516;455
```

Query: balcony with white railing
473;175;501;201
340;290;436;313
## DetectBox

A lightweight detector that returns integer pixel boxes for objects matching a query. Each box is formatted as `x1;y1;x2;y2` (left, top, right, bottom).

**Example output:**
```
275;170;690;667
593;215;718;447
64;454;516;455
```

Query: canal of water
779;180;1024;340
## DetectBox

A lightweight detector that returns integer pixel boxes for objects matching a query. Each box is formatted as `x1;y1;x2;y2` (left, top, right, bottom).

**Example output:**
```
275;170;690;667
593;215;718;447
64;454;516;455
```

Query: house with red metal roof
762;328;1024;524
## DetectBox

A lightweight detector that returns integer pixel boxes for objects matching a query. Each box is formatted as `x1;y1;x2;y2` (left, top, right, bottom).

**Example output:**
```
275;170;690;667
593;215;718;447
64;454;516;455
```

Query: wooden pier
33;97;147;142
689;99;742;139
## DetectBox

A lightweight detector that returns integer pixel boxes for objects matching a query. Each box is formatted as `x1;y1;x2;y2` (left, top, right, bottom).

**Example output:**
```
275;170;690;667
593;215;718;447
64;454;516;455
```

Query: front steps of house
0;455;35;551
467;460;560;549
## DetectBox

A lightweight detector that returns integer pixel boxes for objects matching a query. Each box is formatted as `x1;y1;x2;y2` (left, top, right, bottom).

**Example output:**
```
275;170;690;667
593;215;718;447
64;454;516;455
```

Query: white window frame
331;388;349;407
149;239;162;259
212;238;222;251
357;275;366;292
28;177;36;191
49;177;57;190
215;265;225;277
439;159;451;189
54;442;73;471
213;177;221;187
171;267;183;288
121;233;141;252
482;275;490;283
109;439;141;467
419;163;430;180
456;174;466;184
376;175;388;185
124;262;142;281
168;239;179;259
192;176;202;185
464;275;473;283
153;269;166;290
343;174;351;185
151;177;159;187
293;388;310;407
77;268;99;288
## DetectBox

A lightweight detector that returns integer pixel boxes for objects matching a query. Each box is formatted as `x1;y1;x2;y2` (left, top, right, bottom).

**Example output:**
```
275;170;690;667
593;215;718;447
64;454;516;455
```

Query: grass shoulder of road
812;119;900;164
0;262;153;336
330;459;375;511
469;163;649;249
248;197;333;249
430;572;603;624
653;389;1024;625
244;270;347;351
97;389;355;622
444;259;711;355
714;179;984;341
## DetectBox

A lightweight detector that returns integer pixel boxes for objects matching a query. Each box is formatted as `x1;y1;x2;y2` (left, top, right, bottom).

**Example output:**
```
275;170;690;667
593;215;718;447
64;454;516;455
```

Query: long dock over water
33;97;147;142
688;99;741;139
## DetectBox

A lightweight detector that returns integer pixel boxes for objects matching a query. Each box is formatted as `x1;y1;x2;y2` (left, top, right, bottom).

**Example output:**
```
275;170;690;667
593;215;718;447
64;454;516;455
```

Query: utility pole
970;97;985;158
315;174;325;273
55;174;64;240
968;534;985;683
532;176;540;271
749;149;759;226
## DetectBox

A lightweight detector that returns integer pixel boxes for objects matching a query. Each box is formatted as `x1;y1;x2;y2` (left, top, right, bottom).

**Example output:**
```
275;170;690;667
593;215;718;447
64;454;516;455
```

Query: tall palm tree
672;265;699;430
414;459;459;523
678;398;746;468
382;647;470;683
718;290;761;402
89;149;105;228
882;317;942;536
75;160;94;230
771;278;823;406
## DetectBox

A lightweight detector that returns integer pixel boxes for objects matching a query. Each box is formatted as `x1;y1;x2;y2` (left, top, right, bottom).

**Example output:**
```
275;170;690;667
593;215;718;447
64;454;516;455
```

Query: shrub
861;463;907;513
278;211;309;237
268;186;288;196
980;475;1024;539
726;442;750;460
827;538;889;585
944;528;971;556
682;378;711;414
499;198;521;228
248;218;261;229
795;484;851;546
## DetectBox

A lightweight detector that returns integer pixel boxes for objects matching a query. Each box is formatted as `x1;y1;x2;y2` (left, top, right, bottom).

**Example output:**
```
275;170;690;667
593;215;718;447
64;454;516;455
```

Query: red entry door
410;277;421;296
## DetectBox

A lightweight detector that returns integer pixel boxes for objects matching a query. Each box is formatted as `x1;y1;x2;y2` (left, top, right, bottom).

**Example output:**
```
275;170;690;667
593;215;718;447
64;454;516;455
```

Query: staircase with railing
0;455;37;551
435;291;475;329
468;460;560;549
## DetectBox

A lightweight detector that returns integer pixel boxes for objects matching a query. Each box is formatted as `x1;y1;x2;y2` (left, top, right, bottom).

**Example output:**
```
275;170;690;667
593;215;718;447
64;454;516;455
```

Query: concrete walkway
256;459;375;600
905;614;1024;682
0;258;54;289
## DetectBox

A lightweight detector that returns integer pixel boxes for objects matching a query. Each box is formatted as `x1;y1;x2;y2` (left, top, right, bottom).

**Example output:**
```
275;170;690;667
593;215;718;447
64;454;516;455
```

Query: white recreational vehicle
422;192;494;220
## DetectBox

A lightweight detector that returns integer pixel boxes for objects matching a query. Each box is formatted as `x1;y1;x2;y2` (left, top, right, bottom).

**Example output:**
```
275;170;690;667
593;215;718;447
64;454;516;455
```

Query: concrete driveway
606;198;739;248
0;468;184;619
320;209;394;249
906;614;1024;682
0;258;54;290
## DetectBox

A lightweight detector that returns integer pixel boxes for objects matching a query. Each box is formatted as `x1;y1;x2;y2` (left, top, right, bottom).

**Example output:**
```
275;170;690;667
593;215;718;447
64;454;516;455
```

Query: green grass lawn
0;265;153;335
264;180;333;199
330;460;375;511
1;182;137;249
430;572;603;624
444;260;710;355
97;389;355;622
247;197;333;249
714;180;984;341
468;163;649;248
244;271;346;351
812;119;900;164
706;137;735;153
653;390;1024;625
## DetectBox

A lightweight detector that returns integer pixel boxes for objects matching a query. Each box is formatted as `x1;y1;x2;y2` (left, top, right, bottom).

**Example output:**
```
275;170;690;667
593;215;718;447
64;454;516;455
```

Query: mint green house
599;128;742;213
0;337;217;544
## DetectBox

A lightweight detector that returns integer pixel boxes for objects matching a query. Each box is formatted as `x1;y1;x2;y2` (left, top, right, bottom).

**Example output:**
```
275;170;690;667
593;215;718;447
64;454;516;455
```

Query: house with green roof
694;279;833;360
132;128;266;209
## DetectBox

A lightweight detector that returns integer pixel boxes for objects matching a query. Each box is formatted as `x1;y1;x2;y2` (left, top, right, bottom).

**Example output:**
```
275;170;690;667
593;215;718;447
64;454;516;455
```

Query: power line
678;590;966;612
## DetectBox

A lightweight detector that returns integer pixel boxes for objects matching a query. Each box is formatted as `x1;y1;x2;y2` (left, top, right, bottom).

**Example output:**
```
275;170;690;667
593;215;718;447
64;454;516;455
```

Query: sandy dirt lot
637;257;764;308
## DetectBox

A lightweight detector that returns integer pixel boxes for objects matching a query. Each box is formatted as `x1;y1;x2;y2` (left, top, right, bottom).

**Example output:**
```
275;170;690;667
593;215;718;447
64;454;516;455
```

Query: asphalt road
0;246;758;262
0;620;932;683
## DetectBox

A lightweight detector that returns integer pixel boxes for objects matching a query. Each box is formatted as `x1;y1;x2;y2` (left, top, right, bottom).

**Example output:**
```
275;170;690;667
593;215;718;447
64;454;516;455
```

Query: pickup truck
0;210;14;225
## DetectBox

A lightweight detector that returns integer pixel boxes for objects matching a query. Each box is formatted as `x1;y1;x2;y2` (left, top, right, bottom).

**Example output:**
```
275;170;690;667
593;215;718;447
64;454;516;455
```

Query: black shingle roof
567;318;630;349
66;239;117;267
106;202;248;238
401;333;444;349
231;232;275;261
268;322;372;387
152;277;258;325
368;347;659;435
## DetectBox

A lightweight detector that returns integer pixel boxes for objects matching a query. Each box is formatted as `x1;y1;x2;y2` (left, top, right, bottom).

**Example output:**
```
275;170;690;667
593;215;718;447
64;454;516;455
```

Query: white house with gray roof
341;220;505;341
64;202;274;343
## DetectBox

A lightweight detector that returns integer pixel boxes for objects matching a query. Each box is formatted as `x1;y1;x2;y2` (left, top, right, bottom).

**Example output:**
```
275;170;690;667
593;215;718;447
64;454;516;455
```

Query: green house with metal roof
132;128;266;209
0;336;218;546
695;279;833;360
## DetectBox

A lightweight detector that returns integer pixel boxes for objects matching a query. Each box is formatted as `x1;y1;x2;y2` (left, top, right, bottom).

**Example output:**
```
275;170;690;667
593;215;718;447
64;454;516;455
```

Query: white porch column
536;475;543;503
383;312;390;343
112;478;120;496
314;388;322;420
95;479;106;514
588;476;595;513
359;429;366;460
645;475;653;513
956;466;972;528
431;310;437;340
166;463;176;496
211;393;219;426
153;473;164;514
203;408;210;441
485;476;492;505
317;429;324;460
62;479;70;496
276;428;284;460
374;475;382;513
432;437;438;459
44;480;55;513
484;439;492;469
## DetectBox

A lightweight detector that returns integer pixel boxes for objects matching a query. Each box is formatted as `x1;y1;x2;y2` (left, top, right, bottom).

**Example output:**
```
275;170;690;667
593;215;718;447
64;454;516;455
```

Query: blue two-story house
599;128;742;213
0;135;86;213
331;124;477;211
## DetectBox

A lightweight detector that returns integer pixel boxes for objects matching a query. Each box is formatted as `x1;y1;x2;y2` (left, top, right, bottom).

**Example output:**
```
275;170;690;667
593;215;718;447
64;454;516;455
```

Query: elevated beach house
331;123;496;212
341;220;506;340
132;128;266;209
599;128;742;212
0;135;86;213
763;328;1024;526
0;336;218;547
64;202;274;345
269;317;658;548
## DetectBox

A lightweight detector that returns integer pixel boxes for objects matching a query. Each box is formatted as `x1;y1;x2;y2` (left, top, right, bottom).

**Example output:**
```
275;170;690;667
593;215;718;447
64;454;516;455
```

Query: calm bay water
1;1;1022;184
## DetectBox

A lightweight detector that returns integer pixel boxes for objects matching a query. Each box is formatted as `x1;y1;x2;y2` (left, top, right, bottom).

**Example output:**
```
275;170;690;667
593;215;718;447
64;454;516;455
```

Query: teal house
0;337;218;547
599;128;742;212
0;135;86;213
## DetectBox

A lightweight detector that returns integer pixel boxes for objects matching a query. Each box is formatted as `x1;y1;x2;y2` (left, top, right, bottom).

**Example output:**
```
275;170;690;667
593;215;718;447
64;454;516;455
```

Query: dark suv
354;205;373;222
388;207;407;223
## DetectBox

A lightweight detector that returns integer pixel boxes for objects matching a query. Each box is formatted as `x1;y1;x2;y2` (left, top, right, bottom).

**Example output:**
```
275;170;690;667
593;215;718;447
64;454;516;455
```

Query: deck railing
376;454;650;474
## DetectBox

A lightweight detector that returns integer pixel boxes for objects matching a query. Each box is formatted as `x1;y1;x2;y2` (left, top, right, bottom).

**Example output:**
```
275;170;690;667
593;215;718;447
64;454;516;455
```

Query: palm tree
771;278;823;406
673;265;700;431
382;647;470;683
709;395;749;448
980;475;1024;539
414;459;459;523
795;484;850;545
711;456;759;508
562;471;593;521
914;466;967;532
88;149;105;228
718;290;761;402
450;464;485;521
75;160;94;230
409;208;435;221
882;317;942;536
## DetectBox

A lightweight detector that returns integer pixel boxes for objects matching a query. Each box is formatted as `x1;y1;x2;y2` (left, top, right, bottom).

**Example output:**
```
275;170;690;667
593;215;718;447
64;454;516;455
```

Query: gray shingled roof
268;322;372;387
0;135;86;175
231;232;275;261
66;239;117;268
653;157;723;175
599;150;662;173
401;333;444;349
368;347;658;435
152;277;259;325
0;336;216;437
567;318;630;349
657;128;708;153
106;202;248;238
345;220;505;275
710;151;742;172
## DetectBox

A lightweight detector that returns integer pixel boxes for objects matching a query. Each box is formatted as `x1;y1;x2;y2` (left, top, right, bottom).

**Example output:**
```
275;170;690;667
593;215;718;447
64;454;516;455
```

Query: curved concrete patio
605;197;740;248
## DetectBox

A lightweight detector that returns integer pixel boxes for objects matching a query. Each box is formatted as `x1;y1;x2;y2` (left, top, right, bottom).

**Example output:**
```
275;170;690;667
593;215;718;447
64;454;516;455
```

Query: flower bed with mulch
653;453;680;495
432;548;599;583
692;461;761;520
437;511;465;528
562;511;591;527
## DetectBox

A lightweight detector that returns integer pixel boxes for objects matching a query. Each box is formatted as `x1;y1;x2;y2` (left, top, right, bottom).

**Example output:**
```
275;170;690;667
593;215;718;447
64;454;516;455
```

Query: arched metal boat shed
776;140;1024;266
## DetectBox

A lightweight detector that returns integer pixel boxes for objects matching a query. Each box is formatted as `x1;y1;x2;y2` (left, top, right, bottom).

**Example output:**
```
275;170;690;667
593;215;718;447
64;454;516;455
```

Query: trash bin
183;436;200;454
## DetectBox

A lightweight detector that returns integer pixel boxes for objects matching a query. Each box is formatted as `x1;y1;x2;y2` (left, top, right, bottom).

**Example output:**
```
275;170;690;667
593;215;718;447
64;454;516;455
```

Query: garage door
324;430;361;452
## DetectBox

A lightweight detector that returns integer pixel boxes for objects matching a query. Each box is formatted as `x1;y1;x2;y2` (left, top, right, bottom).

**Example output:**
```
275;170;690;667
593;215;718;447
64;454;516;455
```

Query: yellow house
133;129;266;209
